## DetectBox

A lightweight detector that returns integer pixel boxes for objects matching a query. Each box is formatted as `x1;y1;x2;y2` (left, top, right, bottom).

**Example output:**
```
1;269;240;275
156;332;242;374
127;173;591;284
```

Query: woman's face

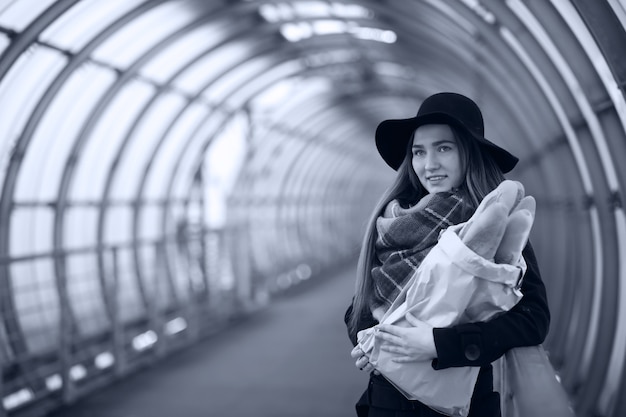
411;124;464;194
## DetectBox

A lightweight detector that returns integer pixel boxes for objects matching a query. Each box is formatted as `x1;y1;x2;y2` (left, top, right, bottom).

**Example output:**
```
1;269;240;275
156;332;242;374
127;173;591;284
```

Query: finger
380;344;407;355
361;362;374;372
376;329;404;346
391;356;415;363
377;324;402;337
350;346;364;358
355;355;370;368
404;313;422;326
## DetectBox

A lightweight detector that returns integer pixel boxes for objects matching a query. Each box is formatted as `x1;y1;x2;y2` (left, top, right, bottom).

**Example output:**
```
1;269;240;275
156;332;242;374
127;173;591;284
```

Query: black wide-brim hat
375;92;519;173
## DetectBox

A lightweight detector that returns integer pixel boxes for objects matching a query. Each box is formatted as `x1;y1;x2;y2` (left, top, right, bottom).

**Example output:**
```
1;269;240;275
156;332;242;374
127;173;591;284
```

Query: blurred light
3;388;34;410
164;317;188;335
304;49;360;67
459;0;496;24
259;3;294;22
351;27;397;43
280;21;314;41
330;2;373;19
95;351;115;369
259;2;372;22
294;1;329;18
279;20;396;43
70;364;87;381
45;374;63;391
373;62;413;79
276;273;292;289
296;264;312;280
312;19;347;35
132;330;158;351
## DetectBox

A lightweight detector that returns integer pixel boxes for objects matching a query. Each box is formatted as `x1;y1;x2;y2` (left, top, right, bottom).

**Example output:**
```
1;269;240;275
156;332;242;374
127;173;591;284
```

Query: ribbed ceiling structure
0;1;625;416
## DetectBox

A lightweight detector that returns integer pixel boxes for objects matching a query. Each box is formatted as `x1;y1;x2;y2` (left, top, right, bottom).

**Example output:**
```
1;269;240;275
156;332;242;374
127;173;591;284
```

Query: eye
412;149;425;157
438;145;452;152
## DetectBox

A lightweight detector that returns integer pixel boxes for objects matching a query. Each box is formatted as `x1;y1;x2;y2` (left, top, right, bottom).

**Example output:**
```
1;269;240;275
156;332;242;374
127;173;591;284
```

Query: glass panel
225;59;303;108
9;208;54;257
69;80;155;201
250;208;278;275
64;206;97;250
139;24;230;83
10;258;59;354
104;205;132;246
172;40;254;95
15;63;116;202
138;243;172;310
287;94;335;132
110;92;187;200
147;108;224;200
167;234;189;302
250;76;301;115
245;130;281;189
65;253;109;337
138;205;162;241
113;247;145;323
204;113;249;228
141;102;209;200
40;0;145;52
265;141;306;200
252;76;333;125
0;0;56;31
0;32;9;55
0;46;67;193
91;2;197;70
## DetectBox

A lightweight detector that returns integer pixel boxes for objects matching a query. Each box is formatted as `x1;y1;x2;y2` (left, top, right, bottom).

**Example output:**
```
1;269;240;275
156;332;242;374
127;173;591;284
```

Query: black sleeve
431;242;551;369
344;298;378;346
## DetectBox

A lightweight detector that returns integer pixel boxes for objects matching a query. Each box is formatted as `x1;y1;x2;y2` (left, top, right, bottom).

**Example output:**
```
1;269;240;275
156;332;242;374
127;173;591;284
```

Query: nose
424;152;440;170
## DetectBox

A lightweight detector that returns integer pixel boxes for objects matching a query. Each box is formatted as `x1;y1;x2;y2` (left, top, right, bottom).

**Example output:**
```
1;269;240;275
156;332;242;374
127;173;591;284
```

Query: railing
496;345;576;417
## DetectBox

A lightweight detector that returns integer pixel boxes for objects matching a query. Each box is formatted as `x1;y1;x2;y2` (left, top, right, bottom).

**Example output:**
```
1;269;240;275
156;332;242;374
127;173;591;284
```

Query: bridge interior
0;1;625;416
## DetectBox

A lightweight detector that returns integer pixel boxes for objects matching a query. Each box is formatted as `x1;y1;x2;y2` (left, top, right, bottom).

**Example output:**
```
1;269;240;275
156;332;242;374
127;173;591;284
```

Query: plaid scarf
370;192;473;314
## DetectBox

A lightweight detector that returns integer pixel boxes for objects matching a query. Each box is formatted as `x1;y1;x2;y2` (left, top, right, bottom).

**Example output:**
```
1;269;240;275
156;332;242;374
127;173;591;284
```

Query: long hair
347;125;506;335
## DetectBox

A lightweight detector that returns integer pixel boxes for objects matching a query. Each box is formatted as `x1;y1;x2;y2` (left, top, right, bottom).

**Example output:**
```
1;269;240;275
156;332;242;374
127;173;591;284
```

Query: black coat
345;242;551;416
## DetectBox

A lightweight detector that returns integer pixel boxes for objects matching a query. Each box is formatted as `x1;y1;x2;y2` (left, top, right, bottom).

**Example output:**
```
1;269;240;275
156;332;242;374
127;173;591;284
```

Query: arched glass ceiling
0;1;625;416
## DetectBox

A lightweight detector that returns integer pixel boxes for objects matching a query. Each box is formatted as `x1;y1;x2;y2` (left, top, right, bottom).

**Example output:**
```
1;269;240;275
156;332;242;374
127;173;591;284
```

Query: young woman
345;92;550;417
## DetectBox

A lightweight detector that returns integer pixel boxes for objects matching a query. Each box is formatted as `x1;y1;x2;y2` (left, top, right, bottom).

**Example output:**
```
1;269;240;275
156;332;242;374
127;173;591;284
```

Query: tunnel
0;1;625;416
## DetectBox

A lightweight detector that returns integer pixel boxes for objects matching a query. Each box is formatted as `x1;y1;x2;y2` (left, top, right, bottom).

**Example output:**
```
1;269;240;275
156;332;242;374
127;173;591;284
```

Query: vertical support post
109;247;126;377
238;221;255;308
0;263;6;417
57;252;75;404
227;224;251;311
151;241;165;359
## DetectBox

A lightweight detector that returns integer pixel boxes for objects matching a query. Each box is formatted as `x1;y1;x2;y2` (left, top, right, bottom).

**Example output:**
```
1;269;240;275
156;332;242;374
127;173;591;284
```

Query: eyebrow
412;140;455;148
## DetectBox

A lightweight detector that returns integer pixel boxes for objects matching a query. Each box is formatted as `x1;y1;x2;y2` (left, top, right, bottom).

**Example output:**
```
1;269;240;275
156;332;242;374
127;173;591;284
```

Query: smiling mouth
427;175;447;181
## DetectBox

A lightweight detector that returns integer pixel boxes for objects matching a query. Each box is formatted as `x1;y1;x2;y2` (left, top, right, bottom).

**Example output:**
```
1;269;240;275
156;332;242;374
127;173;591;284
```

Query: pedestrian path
49;264;365;417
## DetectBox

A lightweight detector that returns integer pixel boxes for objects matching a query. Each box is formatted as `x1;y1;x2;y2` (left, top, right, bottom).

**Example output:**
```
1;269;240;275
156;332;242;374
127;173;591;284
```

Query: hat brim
375;112;518;173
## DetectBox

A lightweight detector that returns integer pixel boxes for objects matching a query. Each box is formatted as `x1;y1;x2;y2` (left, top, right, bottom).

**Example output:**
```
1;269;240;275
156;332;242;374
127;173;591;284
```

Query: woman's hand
351;345;376;373
376;313;437;362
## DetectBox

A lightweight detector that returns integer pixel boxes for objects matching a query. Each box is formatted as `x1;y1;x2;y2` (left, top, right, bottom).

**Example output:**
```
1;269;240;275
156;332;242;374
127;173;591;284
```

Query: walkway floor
49;264;366;417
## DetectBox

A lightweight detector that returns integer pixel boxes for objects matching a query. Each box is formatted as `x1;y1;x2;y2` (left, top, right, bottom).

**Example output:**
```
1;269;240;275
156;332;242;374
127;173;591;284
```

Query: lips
427;175;447;182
